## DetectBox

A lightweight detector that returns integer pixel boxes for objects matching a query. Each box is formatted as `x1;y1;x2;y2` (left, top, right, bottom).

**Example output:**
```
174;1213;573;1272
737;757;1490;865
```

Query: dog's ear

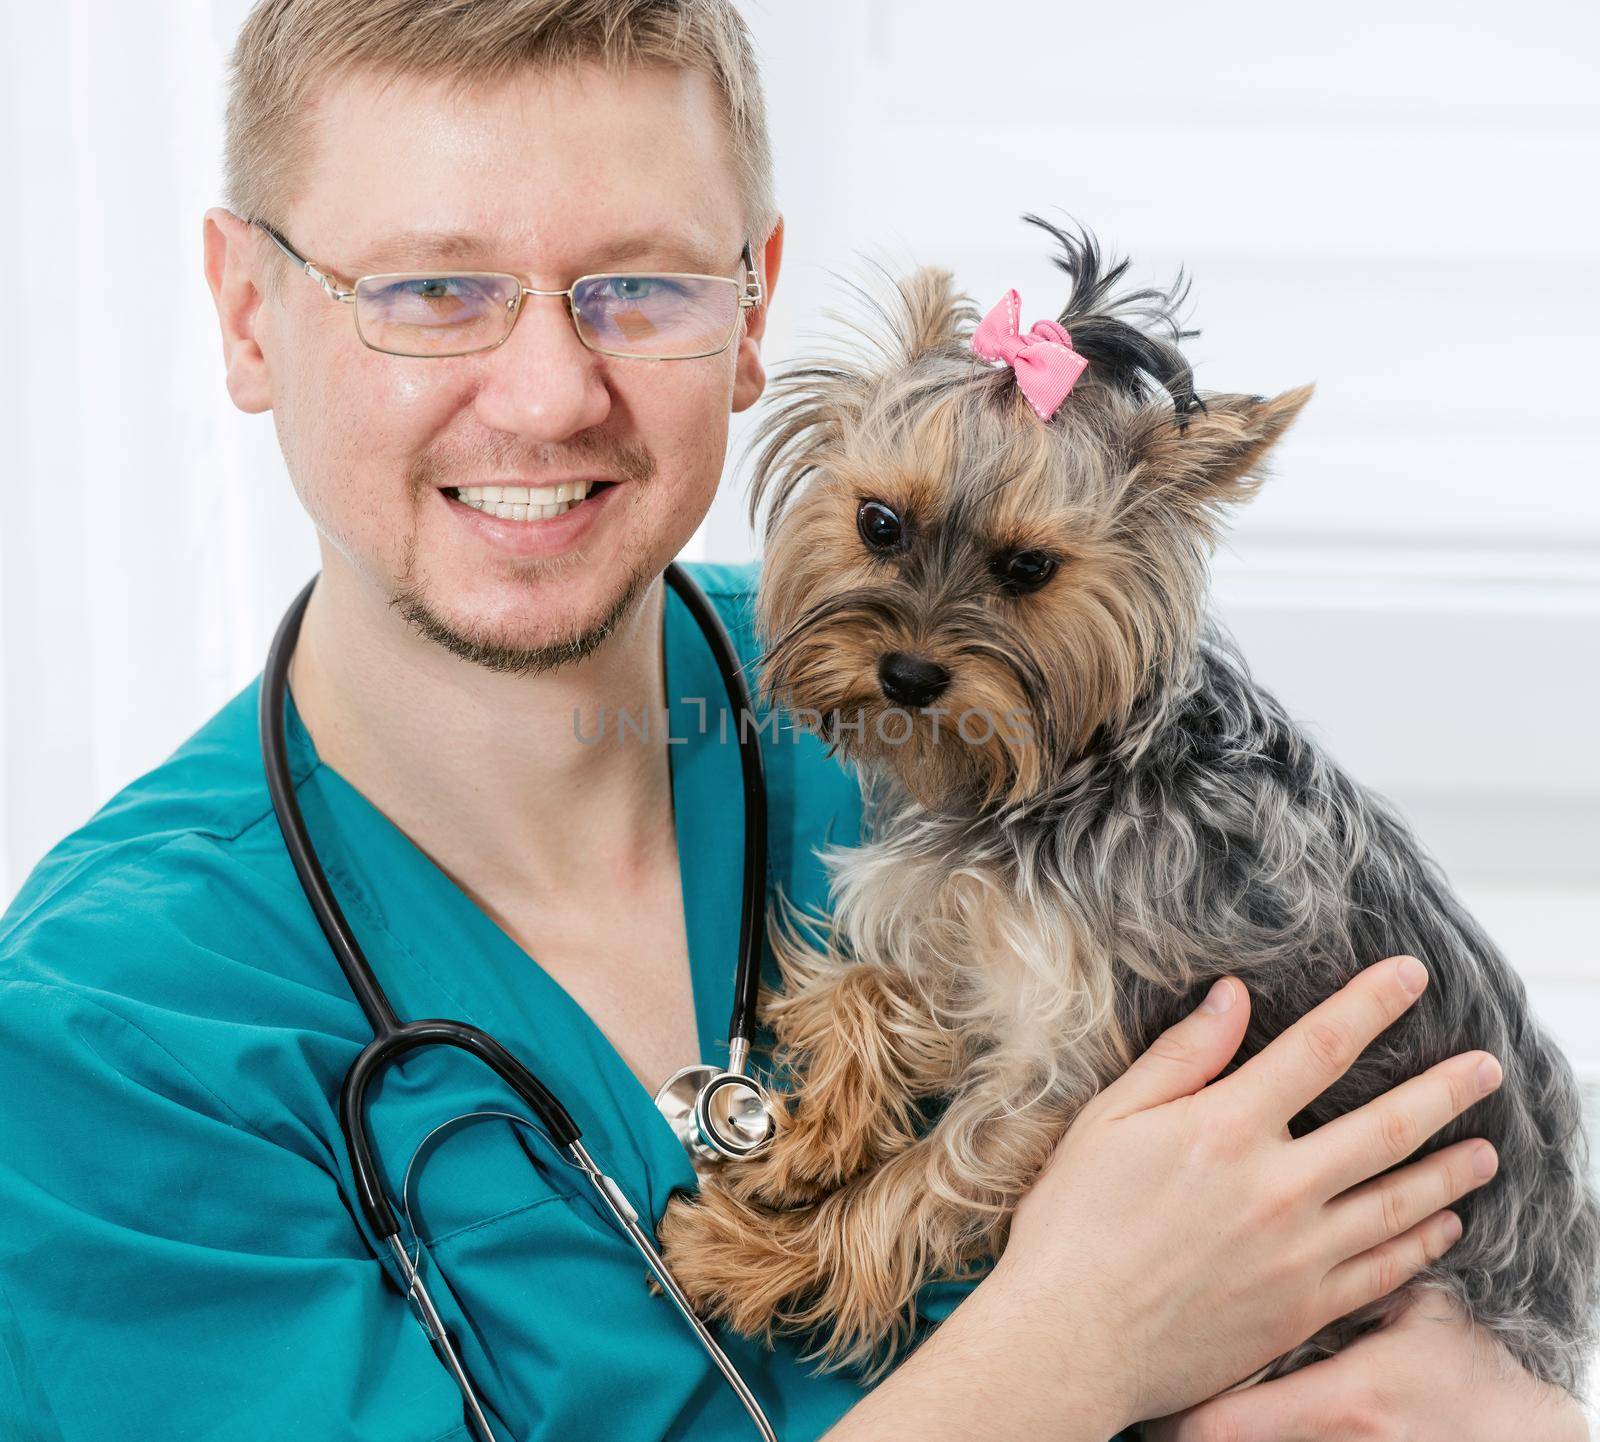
892;264;979;363
1128;384;1313;515
746;359;872;534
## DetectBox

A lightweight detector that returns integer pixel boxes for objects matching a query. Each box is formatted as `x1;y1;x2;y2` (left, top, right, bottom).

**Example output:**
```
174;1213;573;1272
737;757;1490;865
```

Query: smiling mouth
442;481;617;521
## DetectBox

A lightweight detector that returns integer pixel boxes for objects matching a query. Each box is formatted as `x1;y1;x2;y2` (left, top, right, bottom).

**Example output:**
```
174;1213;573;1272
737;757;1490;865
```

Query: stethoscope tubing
258;565;779;1441
262;575;586;1238
658;563;769;1058
260;576;401;1037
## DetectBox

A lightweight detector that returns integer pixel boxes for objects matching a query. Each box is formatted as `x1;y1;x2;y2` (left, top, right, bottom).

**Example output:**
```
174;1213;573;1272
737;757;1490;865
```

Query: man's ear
732;215;784;414
1130;383;1314;514
202;206;275;415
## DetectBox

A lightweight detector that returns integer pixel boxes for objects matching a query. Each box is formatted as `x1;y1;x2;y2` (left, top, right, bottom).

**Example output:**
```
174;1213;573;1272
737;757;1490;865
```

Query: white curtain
1;0;311;889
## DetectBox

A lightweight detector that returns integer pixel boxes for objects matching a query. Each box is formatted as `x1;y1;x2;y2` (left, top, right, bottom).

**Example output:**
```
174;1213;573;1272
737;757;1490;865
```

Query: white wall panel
724;1;1598;993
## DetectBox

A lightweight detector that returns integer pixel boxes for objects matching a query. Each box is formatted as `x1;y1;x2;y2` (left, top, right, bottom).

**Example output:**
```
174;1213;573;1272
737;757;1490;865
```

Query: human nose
471;288;613;441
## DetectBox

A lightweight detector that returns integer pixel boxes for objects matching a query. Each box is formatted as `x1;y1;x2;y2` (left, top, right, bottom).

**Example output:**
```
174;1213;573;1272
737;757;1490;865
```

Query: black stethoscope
259;562;779;1442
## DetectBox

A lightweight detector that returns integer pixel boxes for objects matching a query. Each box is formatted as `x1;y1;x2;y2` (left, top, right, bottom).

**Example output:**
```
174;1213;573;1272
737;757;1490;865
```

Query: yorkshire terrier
657;217;1600;1403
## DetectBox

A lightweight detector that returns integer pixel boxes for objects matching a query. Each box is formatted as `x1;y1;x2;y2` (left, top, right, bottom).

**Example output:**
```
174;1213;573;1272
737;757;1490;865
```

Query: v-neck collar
278;572;747;1212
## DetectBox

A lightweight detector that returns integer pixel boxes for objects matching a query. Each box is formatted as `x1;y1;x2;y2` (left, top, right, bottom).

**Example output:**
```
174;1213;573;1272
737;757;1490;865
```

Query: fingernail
1472;1144;1499;1179
1441;1210;1463;1242
1397;956;1428;994
1477;1055;1503;1092
1201;978;1235;1013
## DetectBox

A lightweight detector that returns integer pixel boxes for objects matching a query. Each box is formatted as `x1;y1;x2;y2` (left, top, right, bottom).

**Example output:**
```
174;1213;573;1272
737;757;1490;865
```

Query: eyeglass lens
351;272;742;358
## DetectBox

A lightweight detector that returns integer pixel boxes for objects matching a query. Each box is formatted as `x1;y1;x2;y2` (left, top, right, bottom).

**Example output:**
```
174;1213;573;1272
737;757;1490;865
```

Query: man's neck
285;557;678;913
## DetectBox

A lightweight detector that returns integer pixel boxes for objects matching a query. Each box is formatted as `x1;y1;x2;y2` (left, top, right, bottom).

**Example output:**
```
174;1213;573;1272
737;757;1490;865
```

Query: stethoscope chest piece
655;1063;776;1174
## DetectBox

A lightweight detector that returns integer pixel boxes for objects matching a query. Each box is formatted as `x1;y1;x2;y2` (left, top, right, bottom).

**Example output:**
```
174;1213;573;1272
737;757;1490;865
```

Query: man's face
217;63;774;671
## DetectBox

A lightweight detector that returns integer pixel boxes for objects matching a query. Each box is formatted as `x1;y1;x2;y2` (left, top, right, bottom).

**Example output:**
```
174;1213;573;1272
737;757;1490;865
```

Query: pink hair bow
970;290;1089;421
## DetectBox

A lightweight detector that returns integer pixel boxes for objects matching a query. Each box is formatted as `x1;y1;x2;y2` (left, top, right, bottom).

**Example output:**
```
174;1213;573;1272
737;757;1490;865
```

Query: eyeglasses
252;221;763;361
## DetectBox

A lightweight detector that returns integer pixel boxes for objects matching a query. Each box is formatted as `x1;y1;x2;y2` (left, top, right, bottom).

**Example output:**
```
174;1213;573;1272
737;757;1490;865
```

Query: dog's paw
654;1190;728;1318
740;1105;873;1206
655;1181;822;1340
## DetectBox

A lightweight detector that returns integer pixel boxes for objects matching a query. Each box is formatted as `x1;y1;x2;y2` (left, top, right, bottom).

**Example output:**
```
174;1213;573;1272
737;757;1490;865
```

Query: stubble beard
388;438;656;677
390;548;648;678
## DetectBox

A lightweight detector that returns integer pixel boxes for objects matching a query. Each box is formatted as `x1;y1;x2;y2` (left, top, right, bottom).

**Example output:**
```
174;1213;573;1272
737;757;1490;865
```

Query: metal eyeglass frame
251;220;763;361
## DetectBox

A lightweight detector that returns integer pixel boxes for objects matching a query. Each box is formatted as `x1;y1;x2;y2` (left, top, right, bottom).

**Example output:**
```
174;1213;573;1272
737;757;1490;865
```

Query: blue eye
351;272;523;351
565;273;739;356
361;274;511;322
591;276;685;304
385;276;481;304
406;278;466;301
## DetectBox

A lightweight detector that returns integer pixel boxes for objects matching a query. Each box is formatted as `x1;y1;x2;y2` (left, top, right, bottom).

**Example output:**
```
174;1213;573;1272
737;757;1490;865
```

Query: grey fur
859;620;1600;1397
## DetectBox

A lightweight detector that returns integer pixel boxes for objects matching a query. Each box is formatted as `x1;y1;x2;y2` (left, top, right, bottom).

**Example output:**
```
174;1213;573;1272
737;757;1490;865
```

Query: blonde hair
223;0;777;271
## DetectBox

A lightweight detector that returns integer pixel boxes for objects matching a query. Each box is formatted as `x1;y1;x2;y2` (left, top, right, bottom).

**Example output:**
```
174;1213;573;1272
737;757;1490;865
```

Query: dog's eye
993;549;1058;593
857;499;904;551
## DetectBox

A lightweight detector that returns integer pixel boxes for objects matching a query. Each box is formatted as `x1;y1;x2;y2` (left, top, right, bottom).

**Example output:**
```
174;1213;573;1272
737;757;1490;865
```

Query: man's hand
1145;1289;1593;1441
826;958;1507;1441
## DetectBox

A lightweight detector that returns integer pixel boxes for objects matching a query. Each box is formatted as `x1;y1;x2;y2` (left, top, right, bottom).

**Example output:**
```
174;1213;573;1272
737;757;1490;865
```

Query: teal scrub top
0;560;1009;1442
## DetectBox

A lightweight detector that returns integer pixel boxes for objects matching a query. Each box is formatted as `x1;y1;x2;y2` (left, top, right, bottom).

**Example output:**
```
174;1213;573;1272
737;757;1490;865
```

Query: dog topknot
1024;213;1201;421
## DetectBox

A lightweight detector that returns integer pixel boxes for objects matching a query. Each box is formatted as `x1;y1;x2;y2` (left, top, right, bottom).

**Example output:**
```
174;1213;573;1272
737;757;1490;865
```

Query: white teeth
451;480;602;522
455;481;594;508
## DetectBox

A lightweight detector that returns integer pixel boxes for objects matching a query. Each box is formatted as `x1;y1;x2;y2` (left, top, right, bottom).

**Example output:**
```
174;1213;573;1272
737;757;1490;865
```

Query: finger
1145;1350;1378;1442
1321;1206;1463;1320
1306;1049;1503;1197
1324;1137;1498;1260
1221;954;1429;1128
1099;977;1251;1117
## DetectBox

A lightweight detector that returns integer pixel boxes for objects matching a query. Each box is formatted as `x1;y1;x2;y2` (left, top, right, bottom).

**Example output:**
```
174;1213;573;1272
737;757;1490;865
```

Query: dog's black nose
878;651;951;707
